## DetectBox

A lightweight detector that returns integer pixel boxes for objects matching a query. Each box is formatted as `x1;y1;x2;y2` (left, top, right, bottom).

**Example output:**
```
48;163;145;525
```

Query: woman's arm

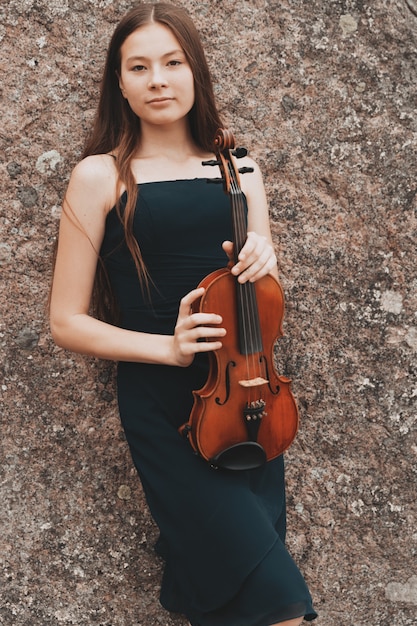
50;156;225;366
222;156;279;282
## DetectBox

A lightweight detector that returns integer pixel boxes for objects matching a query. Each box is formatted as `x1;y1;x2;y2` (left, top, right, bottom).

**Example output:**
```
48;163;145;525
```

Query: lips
147;97;173;104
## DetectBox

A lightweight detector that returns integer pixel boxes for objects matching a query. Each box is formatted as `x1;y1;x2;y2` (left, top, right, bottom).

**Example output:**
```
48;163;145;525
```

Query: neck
130;121;213;183
137;119;198;159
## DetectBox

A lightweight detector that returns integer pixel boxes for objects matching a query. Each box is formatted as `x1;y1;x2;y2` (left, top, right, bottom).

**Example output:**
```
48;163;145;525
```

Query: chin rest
209;442;267;470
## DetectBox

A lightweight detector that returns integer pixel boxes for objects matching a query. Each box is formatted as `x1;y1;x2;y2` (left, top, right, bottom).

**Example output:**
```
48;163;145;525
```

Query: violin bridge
238;377;268;388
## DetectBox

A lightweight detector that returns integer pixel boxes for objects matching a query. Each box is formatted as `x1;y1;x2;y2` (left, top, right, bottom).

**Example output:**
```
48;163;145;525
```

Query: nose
148;65;168;89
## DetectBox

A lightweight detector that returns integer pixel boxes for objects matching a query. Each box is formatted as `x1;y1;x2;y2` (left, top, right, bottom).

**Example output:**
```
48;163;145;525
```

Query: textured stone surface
1;0;416;624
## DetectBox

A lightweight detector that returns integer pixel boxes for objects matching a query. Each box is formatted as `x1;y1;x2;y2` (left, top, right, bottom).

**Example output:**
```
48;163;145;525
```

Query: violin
180;128;299;470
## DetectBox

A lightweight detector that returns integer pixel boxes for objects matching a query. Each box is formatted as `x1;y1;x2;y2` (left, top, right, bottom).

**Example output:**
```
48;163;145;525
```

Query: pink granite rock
1;1;416;624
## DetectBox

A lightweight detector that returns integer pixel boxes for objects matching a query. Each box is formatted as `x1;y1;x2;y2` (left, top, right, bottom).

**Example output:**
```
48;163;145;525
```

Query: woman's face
118;22;195;129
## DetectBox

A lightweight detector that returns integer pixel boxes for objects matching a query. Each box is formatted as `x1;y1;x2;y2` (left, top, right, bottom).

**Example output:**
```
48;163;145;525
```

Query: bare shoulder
237;155;265;199
71;153;117;182
68;154;118;214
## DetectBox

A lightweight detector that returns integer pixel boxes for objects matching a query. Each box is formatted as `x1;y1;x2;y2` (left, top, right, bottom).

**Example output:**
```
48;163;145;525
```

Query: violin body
179;128;299;470
182;268;299;470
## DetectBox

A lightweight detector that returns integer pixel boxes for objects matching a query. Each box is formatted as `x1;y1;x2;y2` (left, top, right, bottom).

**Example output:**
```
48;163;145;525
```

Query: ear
116;71;126;99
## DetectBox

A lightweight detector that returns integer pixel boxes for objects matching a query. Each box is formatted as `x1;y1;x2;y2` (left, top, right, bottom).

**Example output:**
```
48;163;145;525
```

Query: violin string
233;188;254;402
229;165;262;400
238;179;264;388
228;169;250;384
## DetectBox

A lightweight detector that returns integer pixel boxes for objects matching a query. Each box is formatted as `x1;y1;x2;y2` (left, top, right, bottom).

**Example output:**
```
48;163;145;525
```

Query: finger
194;339;224;352
238;252;277;283
230;233;264;276
192;324;226;341
234;244;276;282
177;327;225;359
178;287;205;316
222;240;234;261
188;312;224;328
231;248;265;279
237;232;262;262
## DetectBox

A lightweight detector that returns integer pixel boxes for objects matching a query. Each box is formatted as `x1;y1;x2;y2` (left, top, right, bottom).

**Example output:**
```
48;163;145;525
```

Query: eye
131;64;146;72
167;59;182;67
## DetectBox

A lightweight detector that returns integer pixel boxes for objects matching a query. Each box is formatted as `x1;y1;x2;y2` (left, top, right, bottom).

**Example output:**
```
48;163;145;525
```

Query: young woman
50;3;317;625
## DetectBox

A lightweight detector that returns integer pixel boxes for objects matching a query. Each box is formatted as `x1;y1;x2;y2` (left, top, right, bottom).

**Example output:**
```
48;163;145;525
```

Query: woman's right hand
172;287;226;367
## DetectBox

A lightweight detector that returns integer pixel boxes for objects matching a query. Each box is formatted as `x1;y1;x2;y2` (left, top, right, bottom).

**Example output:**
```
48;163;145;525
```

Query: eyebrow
125;49;185;63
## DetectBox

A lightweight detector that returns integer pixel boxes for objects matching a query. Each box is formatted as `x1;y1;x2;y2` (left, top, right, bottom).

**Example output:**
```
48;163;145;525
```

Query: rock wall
1;0;416;624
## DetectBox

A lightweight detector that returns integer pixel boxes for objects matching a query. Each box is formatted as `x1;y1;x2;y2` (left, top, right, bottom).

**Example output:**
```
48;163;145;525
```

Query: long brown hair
84;2;223;320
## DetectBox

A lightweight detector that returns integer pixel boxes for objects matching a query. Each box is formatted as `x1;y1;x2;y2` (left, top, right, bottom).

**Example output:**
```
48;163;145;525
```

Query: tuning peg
232;147;248;158
238;167;254;174
202;159;221;166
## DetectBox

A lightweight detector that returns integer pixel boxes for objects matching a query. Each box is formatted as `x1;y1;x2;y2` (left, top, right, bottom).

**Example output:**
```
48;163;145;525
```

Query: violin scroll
202;130;253;189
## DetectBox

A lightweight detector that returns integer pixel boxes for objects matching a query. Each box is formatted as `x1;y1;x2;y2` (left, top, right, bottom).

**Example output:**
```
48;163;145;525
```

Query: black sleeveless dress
100;179;317;625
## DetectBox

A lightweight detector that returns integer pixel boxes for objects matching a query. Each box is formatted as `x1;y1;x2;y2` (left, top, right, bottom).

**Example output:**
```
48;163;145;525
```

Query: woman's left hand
222;231;277;284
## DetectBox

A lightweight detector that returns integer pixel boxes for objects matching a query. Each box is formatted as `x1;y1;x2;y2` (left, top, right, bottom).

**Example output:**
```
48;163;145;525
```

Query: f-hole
215;360;236;405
